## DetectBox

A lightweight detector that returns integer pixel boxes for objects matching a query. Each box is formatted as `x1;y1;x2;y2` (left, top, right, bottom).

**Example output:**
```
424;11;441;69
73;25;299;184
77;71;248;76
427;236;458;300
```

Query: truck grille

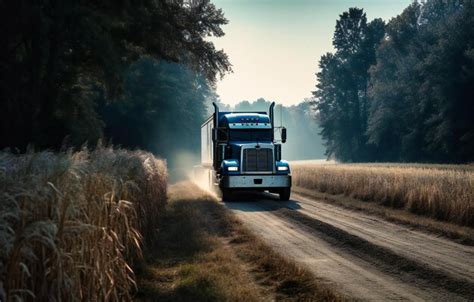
243;148;273;172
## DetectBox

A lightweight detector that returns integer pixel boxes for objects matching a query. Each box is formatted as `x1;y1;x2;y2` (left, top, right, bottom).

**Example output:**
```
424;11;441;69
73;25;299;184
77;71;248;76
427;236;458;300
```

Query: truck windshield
229;129;273;141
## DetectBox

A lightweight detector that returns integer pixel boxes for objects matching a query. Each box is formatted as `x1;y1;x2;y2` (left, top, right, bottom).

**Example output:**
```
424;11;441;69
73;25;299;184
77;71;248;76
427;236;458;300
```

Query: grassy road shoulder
293;163;474;245
134;182;343;301
293;187;474;245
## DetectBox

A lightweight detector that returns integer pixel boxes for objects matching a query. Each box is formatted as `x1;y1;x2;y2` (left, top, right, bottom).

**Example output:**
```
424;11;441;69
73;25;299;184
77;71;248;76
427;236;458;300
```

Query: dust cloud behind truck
198;102;291;201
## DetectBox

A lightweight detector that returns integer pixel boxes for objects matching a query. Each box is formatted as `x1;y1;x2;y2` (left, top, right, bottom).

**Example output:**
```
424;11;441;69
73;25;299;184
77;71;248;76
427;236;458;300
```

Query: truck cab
201;102;291;201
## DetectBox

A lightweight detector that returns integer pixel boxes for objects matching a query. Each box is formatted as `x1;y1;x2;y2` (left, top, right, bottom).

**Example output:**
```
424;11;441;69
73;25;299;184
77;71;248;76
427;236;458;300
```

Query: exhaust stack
269;102;275;129
212;102;219;129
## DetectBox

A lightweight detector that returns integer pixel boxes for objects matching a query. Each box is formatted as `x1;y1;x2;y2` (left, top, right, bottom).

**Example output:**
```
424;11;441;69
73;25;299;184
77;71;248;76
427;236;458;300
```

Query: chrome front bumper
220;175;291;189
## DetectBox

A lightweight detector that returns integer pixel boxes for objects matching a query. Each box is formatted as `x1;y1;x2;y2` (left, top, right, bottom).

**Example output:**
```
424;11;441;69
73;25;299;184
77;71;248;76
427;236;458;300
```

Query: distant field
292;160;474;170
290;159;336;165
292;162;474;227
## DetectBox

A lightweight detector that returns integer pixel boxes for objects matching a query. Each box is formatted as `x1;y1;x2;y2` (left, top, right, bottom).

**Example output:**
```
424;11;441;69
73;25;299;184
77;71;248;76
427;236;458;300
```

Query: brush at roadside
135;182;343;301
0;147;167;301
293;163;474;227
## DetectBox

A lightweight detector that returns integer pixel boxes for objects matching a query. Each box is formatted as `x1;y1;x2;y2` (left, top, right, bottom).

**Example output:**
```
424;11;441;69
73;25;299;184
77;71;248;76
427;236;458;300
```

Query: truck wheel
279;188;291;201
221;189;233;201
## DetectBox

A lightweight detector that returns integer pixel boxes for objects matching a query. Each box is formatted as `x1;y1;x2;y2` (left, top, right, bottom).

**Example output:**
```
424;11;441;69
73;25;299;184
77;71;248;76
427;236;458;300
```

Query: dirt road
224;191;474;301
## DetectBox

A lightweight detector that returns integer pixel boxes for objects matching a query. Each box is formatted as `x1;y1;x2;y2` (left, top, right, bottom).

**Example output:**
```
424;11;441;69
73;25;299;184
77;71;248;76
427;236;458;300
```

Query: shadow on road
223;191;302;212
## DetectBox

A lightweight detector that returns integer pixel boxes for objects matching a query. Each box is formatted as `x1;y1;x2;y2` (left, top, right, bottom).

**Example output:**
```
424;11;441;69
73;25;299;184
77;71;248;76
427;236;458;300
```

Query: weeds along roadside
292;163;474;227
0;147;167;301
136;182;344;302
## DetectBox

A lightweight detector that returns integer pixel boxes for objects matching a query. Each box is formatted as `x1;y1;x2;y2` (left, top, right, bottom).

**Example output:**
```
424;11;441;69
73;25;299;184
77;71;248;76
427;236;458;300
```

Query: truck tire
279;188;291;201
221;189;233;201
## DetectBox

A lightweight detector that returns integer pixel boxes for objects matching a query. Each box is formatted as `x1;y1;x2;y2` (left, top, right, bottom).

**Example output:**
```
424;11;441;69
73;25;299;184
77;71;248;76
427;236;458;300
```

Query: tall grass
0;147;167;301
293;163;474;227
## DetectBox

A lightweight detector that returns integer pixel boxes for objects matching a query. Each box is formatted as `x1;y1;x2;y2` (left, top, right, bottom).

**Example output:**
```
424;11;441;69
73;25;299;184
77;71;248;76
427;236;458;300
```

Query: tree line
314;0;474;163
213;98;325;160
0;0;230;159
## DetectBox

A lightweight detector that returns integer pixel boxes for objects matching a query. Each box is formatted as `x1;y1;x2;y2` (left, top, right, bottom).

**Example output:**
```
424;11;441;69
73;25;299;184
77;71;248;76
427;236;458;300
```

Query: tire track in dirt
290;192;474;282
225;193;474;301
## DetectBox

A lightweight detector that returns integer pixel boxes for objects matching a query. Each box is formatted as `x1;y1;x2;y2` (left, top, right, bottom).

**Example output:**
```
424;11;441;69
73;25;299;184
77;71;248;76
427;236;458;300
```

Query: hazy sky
211;0;411;106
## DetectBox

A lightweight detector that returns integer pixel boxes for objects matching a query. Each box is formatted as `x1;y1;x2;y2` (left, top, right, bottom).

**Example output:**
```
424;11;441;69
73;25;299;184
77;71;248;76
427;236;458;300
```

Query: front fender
220;159;240;175
275;160;290;174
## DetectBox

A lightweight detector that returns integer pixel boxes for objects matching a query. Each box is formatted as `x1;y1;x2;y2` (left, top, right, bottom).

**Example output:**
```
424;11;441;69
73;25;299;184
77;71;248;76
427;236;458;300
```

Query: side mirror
281;127;287;143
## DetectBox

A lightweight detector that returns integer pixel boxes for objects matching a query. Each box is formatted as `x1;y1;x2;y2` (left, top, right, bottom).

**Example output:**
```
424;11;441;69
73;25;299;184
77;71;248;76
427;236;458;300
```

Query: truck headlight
227;166;238;172
277;166;289;171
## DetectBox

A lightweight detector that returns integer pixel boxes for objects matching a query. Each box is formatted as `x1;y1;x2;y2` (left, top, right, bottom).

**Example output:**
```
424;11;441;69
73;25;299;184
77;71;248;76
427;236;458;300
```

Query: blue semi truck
199;102;291;201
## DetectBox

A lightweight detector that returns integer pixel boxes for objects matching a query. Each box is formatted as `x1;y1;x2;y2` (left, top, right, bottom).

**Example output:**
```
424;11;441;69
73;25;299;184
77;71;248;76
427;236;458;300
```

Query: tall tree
314;8;385;161
367;3;422;161
98;58;212;159
368;0;474;162
0;0;231;150
419;0;474;161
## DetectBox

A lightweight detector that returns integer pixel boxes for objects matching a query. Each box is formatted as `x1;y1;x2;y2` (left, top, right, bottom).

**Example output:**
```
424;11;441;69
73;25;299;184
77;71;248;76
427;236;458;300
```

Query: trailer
198;102;291;201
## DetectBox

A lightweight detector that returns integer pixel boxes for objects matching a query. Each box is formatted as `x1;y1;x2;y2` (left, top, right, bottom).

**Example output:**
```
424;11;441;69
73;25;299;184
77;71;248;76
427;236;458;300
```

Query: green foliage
369;0;474;162
314;8;385;162
98;58;212;160
0;0;230;150
315;1;474;163
367;4;421;161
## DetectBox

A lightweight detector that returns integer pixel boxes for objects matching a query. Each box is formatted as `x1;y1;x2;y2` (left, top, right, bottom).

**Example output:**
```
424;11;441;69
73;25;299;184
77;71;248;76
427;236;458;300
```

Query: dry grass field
0;147;167;301
293;163;474;227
